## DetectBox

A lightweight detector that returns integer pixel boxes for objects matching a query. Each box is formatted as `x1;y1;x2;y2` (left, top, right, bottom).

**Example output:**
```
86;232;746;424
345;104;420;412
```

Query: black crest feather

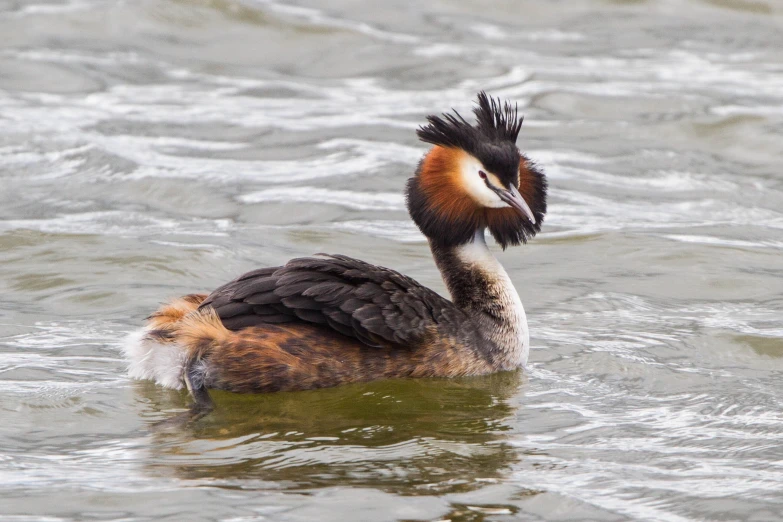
473;91;523;143
417;91;523;152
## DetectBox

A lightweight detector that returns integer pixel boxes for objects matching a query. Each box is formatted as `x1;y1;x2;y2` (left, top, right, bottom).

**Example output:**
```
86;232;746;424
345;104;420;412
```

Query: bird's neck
430;229;529;369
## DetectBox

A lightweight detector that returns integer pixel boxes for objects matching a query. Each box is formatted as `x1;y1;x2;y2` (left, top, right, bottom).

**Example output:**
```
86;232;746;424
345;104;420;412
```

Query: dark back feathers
199;255;473;349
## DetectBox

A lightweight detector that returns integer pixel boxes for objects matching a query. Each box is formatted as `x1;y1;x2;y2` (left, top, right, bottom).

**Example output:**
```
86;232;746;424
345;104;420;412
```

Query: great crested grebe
124;92;547;410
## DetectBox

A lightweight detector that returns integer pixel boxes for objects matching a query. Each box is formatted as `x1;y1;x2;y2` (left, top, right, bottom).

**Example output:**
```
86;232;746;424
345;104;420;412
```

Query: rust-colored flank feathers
141;299;490;394
125;91;548;410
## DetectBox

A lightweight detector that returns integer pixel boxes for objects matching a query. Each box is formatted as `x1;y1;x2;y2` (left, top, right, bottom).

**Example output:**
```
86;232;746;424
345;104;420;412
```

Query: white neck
435;229;530;369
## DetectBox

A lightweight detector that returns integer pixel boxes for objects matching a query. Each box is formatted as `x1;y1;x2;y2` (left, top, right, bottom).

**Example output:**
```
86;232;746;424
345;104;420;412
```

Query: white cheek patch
457;154;507;208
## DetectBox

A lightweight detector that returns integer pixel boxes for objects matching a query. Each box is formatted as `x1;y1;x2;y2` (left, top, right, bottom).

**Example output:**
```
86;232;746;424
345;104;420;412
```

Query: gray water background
1;0;783;520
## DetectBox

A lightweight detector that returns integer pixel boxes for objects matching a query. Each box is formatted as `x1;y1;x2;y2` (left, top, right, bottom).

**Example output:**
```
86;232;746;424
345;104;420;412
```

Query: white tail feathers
123;295;228;390
123;328;188;390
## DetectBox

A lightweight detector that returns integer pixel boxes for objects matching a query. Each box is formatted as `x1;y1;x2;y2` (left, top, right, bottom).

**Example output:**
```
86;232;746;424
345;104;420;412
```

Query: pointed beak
497;184;536;224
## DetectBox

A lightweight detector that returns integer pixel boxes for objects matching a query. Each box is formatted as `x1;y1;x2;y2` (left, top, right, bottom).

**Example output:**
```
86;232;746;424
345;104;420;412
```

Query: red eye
478;170;487;180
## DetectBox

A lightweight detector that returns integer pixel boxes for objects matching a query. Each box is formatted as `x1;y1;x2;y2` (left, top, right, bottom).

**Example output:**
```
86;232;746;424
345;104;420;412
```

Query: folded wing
199;254;468;348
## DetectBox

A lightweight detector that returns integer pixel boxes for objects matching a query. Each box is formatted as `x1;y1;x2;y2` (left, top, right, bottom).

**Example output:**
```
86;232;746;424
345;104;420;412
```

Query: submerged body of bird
124;92;548;411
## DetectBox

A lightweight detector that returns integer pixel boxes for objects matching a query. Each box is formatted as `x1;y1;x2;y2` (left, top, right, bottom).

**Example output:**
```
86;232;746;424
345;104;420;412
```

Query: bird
123;92;547;412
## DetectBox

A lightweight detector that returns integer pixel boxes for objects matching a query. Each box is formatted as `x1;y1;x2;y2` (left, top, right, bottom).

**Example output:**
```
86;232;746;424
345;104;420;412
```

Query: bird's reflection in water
140;371;524;495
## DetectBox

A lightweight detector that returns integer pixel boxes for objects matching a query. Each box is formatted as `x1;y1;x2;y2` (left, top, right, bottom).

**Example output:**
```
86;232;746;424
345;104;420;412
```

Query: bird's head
406;92;547;249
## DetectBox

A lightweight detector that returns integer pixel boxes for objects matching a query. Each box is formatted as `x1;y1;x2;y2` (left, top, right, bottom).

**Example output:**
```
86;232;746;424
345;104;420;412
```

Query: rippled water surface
2;1;783;520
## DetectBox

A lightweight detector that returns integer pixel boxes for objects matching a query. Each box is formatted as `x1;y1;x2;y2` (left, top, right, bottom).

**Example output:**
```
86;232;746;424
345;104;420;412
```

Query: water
1;0;782;520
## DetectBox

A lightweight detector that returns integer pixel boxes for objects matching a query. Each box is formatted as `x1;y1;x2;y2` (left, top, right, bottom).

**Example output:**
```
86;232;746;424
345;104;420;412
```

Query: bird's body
124;93;547;409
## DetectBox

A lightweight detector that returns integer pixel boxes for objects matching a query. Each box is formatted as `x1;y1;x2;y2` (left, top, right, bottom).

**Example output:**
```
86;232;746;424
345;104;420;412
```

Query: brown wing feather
199;254;472;349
